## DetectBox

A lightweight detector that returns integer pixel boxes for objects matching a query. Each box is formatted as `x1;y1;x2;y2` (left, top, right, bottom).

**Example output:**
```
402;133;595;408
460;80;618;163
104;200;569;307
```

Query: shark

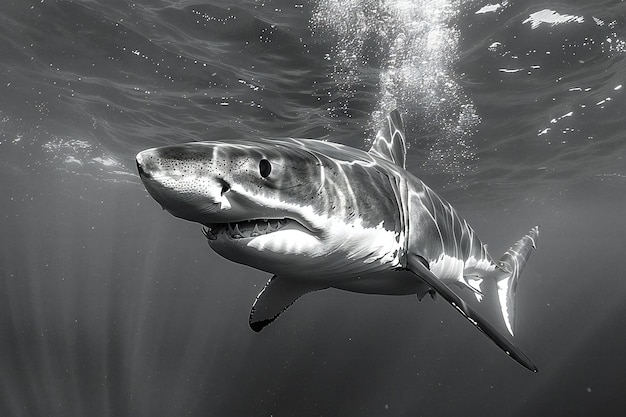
136;110;539;371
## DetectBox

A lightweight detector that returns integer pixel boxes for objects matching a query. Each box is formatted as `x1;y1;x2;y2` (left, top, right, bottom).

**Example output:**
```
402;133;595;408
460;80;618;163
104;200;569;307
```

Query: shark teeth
204;219;293;241
202;227;217;241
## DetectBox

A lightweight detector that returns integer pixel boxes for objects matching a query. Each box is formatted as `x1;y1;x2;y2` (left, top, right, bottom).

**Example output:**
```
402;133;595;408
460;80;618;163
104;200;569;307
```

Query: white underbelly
333;270;425;295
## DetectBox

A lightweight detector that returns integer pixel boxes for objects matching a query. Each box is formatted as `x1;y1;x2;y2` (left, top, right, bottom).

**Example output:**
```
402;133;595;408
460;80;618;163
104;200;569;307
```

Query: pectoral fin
249;276;325;332
407;255;537;372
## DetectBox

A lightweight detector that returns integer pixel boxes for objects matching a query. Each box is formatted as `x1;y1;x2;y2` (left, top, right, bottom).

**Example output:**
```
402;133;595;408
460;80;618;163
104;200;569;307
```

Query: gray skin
136;110;539;371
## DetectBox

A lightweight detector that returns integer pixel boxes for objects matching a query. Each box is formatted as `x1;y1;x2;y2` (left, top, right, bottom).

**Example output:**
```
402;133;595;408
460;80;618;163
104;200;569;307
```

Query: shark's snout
136;156;149;179
135;148;187;211
135;145;240;224
136;149;157;180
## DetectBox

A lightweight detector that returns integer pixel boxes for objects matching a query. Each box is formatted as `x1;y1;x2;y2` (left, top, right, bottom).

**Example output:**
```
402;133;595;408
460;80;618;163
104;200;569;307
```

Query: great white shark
136;110;539;371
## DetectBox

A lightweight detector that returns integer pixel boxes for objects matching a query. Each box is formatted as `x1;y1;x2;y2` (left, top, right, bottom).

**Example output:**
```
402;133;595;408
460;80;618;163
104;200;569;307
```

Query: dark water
1;0;626;415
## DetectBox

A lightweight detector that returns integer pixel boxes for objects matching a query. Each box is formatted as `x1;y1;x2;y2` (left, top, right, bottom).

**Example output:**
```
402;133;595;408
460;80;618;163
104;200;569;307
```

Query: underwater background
1;0;625;415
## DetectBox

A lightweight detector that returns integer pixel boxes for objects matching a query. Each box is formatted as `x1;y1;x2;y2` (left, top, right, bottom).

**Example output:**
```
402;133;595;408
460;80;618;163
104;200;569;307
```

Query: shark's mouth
203;218;301;241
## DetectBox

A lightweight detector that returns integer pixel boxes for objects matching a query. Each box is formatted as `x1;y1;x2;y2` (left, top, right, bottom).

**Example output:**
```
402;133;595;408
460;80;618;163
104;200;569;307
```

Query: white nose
136;149;158;179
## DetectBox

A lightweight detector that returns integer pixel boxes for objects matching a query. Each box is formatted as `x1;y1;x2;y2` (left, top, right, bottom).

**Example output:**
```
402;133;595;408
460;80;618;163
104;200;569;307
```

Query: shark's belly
209;218;404;279
333;270;425;295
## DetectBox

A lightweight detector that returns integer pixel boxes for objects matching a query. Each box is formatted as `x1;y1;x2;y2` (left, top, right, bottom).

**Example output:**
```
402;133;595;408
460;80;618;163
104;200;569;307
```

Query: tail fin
496;226;539;336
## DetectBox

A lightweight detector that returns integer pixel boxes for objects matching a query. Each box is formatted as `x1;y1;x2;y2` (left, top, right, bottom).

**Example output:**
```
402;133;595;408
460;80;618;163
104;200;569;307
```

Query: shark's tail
495;226;539;337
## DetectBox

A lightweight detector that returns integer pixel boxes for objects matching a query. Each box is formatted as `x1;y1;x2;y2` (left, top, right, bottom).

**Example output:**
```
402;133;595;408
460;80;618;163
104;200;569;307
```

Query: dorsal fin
368;109;407;168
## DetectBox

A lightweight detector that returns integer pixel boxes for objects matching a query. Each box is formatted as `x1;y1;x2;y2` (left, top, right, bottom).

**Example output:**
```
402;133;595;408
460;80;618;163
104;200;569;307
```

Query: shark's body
136;110;539;371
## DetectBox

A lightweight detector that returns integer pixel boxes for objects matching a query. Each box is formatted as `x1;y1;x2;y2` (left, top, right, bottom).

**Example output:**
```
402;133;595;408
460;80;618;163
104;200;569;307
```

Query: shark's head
136;141;315;227
136;138;405;277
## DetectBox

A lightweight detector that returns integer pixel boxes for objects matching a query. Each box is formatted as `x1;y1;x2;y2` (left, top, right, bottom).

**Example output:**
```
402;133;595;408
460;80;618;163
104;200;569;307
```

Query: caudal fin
496;226;539;336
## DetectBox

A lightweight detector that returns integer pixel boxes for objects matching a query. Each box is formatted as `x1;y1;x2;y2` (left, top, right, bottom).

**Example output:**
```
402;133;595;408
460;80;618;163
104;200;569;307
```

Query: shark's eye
259;159;272;178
